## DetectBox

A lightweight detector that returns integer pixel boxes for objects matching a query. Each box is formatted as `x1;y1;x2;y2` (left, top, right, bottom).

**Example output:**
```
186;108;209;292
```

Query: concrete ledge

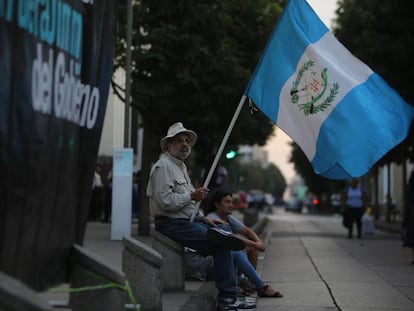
69;244;126;311
374;220;402;235
0;271;53;311
72;244;125;285
243;208;259;227
251;215;268;234
152;230;185;292
179;281;217;311
123;236;163;311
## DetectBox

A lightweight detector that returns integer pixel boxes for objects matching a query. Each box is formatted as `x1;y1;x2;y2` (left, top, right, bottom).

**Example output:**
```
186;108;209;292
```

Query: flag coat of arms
245;0;414;179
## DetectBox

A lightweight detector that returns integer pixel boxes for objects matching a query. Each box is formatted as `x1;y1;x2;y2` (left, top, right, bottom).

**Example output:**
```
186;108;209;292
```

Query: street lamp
124;0;133;148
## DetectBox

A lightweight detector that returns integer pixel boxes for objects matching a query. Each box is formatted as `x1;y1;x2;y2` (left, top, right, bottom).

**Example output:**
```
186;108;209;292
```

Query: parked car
285;197;302;213
305;193;332;213
232;191;247;210
248;190;266;210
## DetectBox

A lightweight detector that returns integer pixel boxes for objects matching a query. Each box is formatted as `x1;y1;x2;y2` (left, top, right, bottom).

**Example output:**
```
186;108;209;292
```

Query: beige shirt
146;152;197;219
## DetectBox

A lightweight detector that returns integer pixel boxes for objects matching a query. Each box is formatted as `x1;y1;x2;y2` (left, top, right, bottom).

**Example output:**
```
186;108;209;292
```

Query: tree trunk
402;159;409;228
386;162;392;223
373;166;380;221
138;122;158;236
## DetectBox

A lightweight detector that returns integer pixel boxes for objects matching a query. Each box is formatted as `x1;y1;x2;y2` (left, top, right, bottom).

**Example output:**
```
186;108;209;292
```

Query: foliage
289;142;345;195
114;0;283;234
226;159;286;198
334;0;414;165
114;0;281;171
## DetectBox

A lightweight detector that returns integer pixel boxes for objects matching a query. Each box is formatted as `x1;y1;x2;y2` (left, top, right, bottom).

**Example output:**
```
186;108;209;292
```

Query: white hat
160;122;198;152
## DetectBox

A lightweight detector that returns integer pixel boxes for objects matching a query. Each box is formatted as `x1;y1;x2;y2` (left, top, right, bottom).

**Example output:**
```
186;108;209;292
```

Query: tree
114;0;281;234
334;0;414;166
227;160;286;198
262;163;287;199
114;0;280;163
289;142;345;195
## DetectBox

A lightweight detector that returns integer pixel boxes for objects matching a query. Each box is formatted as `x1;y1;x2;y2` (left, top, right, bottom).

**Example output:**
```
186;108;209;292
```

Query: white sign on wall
111;148;133;240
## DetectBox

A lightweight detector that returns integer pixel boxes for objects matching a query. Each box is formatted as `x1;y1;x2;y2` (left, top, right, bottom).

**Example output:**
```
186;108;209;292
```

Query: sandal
257;284;283;298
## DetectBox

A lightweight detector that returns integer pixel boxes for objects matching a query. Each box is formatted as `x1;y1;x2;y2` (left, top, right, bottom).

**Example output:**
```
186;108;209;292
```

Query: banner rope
50;264;140;311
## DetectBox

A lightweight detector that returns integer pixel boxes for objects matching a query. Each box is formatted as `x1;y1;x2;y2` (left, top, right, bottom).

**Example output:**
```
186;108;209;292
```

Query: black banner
0;0;117;290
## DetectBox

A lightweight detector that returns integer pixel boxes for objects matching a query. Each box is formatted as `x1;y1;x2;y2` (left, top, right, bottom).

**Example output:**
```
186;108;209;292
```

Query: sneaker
207;228;245;251
217;297;256;310
238;295;257;304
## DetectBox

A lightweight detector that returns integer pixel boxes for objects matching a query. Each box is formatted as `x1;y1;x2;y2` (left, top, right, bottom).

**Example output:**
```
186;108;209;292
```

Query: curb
179;282;217;311
374;220;402;235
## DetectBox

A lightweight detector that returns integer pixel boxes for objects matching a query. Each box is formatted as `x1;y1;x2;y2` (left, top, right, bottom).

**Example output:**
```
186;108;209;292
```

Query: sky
263;0;338;184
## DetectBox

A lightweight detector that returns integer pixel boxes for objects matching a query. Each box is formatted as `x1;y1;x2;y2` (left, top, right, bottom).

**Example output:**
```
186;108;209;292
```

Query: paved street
256;208;414;310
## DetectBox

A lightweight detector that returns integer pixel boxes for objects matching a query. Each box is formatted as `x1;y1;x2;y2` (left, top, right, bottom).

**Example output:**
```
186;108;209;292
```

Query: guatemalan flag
245;0;414;180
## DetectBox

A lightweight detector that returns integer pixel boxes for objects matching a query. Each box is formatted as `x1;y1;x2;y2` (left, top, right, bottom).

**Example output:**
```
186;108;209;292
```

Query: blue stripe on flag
312;74;414;179
244;0;414;179
245;0;328;122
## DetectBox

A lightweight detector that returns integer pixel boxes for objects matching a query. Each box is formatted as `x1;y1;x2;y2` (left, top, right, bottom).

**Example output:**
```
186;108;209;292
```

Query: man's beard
175;148;191;160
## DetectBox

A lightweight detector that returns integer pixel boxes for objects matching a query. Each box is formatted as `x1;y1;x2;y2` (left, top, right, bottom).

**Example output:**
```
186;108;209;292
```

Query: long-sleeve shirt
146;152;196;219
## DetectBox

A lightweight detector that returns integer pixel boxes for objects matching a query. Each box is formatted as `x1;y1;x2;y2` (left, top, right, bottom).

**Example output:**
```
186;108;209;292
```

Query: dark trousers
347;207;364;238
89;187;104;220
155;218;238;300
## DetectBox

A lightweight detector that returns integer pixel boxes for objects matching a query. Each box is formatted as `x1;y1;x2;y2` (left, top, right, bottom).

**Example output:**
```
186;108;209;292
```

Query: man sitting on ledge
146;122;256;310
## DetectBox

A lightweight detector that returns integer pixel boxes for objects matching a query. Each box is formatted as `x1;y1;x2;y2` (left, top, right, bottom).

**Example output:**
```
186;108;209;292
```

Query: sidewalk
84;221;218;311
255;210;414;310
40;210;267;311
41;210;414;310
374;218;403;235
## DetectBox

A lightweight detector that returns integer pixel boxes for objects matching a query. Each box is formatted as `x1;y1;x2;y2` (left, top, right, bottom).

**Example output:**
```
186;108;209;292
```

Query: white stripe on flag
278;32;373;160
244;0;414;179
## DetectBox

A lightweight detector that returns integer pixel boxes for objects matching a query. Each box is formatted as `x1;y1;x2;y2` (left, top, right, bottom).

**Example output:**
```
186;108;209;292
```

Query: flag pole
190;95;247;222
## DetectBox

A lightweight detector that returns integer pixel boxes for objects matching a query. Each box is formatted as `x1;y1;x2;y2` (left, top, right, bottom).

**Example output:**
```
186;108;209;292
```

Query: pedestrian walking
89;165;104;221
342;178;366;239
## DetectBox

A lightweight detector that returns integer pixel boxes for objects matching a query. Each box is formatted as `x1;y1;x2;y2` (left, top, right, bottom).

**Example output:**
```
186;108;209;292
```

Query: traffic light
225;150;237;159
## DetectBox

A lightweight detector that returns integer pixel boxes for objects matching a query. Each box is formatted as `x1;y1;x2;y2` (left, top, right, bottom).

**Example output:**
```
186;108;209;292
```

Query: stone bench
123;236;163;311
152;230;185;292
0;271;53;311
69;244;128;311
243;208;259;227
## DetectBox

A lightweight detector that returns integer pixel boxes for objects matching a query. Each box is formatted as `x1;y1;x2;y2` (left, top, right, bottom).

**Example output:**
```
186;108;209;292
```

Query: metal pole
190;95;247;222
386;162;392;222
124;0;133;147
